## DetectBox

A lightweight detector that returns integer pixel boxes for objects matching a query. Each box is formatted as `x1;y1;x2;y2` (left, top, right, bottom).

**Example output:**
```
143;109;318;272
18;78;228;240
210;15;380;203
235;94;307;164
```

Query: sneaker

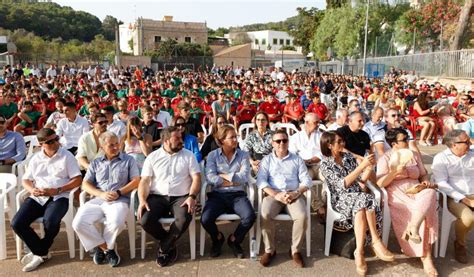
93;247;106;265
227;236;244;259
105;249;121;267
156;247;178;267
210;232;225;257
20;252;34;265
22;255;45;272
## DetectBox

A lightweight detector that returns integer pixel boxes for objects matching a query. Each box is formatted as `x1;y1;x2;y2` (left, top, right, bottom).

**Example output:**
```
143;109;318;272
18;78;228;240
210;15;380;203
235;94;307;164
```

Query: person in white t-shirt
137;126;201;267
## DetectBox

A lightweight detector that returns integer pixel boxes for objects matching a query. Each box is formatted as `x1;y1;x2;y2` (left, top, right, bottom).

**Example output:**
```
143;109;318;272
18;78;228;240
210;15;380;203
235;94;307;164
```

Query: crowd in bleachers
0;64;473;276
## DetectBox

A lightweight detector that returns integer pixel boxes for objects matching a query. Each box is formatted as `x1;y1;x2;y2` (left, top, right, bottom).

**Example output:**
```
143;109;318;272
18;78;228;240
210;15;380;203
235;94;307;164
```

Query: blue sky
54;0;326;29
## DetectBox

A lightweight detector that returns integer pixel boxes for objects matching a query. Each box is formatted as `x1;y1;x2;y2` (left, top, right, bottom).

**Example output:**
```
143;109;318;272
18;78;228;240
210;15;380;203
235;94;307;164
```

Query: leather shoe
454;240;468;264
260;251;276;267
289;250;304;268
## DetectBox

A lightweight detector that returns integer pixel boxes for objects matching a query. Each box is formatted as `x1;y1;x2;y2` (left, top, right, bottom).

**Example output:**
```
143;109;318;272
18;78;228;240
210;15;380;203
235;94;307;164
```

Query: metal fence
318;49;474;78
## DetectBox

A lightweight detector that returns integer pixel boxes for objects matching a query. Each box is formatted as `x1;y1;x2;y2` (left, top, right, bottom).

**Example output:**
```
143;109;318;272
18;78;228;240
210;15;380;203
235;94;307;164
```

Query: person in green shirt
14;101;44;134
78;96;93;116
163;84;177;99
0;93;18;126
189;98;204;121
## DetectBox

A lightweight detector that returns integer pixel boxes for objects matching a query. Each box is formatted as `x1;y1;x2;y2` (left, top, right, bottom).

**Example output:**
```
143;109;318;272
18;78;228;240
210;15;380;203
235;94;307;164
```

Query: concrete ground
1;144;474;276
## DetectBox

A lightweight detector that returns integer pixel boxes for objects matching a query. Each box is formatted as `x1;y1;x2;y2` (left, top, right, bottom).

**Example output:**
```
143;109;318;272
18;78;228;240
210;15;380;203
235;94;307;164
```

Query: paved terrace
1;144;474;276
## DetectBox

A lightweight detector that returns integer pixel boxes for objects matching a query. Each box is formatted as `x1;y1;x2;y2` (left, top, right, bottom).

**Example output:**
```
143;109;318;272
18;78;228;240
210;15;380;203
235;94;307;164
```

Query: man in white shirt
56;102;90;154
11;128;82;272
45;98;66;129
327;108;348;131
101;106;126;140
137;126;201;267
150;99;172;128
432;130;474;264
45;64;57;78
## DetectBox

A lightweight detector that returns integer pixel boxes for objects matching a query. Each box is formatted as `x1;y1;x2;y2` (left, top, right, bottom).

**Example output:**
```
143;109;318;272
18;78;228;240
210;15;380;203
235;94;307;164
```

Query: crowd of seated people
1;64;473;275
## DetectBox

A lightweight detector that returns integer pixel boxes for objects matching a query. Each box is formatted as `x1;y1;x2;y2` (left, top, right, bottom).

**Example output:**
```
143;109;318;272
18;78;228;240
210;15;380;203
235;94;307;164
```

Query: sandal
353;250;367;276
371;239;395;262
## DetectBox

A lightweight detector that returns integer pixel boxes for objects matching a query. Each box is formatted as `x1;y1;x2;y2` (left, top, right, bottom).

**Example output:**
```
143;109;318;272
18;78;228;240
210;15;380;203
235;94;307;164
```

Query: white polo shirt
107;119;126;139
56;115;90;149
141;147;200;196
23;148;81;205
289;128;323;160
154;110;172;128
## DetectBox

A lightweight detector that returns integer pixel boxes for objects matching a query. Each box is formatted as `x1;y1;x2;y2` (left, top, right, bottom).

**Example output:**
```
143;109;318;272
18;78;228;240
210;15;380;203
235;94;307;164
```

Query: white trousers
72;198;129;252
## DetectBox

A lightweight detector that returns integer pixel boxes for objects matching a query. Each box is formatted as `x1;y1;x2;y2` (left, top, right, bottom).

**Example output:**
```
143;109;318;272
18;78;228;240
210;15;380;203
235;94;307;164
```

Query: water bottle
250;237;257;261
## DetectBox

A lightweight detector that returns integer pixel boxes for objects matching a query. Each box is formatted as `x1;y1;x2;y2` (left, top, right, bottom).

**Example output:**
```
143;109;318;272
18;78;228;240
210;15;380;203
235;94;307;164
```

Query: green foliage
281;45;296;51
144;39;212;59
231;33;252;46
0;2;102;42
208;27;229;37
288;7;324;55
326;0;349;9
101;15;122;41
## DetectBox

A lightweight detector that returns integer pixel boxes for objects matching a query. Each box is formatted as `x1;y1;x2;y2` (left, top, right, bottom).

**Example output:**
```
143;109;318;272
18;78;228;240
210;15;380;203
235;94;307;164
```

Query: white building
119;24;134;54
226;30;302;54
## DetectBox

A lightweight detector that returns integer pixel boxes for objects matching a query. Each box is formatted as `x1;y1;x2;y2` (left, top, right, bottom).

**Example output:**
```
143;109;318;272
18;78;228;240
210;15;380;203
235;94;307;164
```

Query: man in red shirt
307;93;329;123
259;94;282;123
236;95;257;126
283;94;304;125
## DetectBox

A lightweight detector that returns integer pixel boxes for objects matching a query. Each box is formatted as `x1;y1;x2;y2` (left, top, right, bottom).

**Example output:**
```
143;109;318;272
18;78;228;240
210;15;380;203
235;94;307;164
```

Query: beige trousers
261;196;307;255
448;195;474;246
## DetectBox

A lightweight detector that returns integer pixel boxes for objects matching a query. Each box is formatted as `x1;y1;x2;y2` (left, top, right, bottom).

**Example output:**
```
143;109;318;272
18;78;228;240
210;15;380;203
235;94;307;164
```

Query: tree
231;33;252;46
288;7;324;56
63;39;85;66
326;0;349;9
450;0;473;50
101;15;122;41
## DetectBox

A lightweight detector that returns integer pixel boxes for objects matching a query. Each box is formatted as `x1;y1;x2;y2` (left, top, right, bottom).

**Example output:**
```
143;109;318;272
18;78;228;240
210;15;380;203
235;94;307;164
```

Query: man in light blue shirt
461;105;474;145
257;129;312;268
73;131;140;267
0;115;26;172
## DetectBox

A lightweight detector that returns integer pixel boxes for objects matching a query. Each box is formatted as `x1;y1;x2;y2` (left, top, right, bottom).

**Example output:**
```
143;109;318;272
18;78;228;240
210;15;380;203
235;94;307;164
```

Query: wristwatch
188;194;197;200
56;187;61;195
116;190;122;197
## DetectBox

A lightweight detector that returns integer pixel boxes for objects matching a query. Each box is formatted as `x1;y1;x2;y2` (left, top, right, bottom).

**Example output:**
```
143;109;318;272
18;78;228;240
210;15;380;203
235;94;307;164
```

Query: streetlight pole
362;0;369;77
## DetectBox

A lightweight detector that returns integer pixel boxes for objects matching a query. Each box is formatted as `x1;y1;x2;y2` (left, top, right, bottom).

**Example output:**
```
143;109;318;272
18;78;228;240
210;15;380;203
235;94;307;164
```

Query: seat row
0;172;455;262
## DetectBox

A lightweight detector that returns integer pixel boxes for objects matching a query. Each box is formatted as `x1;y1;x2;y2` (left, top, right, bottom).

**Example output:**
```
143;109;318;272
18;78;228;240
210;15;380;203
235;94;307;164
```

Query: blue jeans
11;197;68;256
201;191;256;244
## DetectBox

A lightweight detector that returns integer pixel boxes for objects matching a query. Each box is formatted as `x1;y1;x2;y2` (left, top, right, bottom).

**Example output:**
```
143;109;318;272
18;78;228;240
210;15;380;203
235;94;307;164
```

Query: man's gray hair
335;108;348;118
443;129;467;147
99;131;118;145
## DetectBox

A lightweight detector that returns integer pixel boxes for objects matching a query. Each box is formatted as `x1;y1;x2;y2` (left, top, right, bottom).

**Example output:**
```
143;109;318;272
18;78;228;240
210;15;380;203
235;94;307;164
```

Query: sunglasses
454;140;471;145
390;114;400;118
0;120;5;124
97;120;108;125
41;136;59;145
273;139;288;144
175;123;186;127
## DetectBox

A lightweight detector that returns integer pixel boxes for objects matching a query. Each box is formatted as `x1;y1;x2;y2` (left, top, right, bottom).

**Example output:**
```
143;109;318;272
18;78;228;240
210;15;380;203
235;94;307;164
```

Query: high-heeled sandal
371;239;395;262
353;250;367;276
421;256;439;277
401;225;421;244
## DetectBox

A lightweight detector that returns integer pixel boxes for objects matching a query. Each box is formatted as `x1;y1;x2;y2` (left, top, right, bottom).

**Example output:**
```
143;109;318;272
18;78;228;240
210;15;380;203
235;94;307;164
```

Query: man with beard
137;126;201;267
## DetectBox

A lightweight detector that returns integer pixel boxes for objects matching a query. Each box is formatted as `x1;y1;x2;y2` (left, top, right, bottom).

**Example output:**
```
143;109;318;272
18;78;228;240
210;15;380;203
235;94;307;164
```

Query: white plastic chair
15;187;78;260
132;190;196;260
437;190;456;258
255;187;312;257
0;173;17;260
12;135;39;191
78;190;136;260
238;123;255;149
324;182;382;256
199;179;256;257
270;122;299;136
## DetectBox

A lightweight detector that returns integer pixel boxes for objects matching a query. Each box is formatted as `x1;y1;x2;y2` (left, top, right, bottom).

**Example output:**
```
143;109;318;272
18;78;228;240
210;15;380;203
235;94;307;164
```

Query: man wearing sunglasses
0;115;26;173
432;130;474;264
257;129;312;268
11;128;82;272
76;113;108;172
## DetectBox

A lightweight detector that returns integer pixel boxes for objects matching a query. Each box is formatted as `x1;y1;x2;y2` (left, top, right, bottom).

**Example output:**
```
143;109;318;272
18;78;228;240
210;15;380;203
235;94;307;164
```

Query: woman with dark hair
123;116;152;171
201;125;255;258
320;131;394;276
172;116;202;163
242;112;273;173
200;114;228;159
376;128;438;276
412;91;436;146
